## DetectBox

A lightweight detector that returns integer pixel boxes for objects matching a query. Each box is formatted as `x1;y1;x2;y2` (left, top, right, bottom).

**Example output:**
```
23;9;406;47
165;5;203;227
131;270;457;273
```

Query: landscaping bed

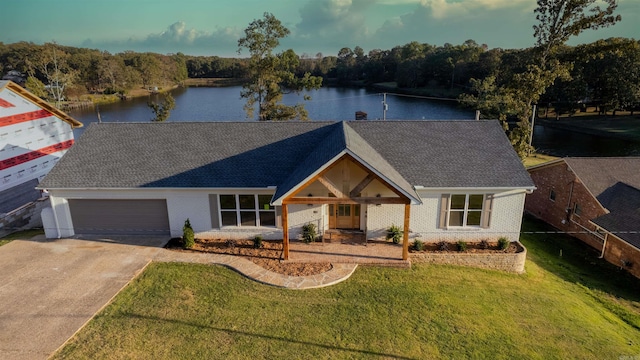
166;238;332;277
410;240;520;254
167;237;526;276
410;241;527;273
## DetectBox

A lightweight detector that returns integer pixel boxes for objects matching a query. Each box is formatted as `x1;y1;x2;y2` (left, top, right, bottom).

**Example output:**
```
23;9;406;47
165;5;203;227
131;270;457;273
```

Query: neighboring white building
0;80;82;214
38;120;534;260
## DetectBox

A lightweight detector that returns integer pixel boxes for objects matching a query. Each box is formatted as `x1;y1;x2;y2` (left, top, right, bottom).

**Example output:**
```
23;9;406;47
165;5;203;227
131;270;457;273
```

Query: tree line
2;36;637;116
0;42;189;102
3;35;638;116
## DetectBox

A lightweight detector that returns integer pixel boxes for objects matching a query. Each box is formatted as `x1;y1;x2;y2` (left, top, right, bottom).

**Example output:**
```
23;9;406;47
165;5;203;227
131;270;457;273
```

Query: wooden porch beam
403;204;410;261
286;196;408;205
317;176;347;198
343;154;410;200
349;173;375;197
289;158;345;198
282;204;289;260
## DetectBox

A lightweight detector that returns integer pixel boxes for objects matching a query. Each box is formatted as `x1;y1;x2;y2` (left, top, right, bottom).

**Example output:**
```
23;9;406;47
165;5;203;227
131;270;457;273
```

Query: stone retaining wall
0;197;49;238
410;242;527;273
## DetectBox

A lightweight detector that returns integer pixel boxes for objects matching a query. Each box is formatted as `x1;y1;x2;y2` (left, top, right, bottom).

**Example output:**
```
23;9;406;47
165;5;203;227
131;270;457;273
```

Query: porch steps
323;229;366;244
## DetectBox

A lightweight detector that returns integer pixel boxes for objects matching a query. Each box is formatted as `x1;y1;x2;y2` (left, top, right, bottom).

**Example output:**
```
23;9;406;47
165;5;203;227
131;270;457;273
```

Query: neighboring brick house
38;120;534;261
526;158;640;278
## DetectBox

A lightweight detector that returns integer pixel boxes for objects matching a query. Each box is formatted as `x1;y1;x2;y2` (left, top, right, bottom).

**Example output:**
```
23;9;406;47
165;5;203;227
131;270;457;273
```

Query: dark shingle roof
591;182;640;250
39;120;534;192
565;157;640;198
348;120;534;188
562;158;640;249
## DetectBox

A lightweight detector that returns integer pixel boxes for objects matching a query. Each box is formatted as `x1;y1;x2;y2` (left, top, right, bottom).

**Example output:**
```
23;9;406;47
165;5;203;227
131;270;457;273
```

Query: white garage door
68;199;170;235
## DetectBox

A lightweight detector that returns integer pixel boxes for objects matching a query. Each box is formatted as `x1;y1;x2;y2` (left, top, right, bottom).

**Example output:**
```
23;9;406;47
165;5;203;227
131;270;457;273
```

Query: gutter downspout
50;196;62;239
599;232;608;258
566;180;575;215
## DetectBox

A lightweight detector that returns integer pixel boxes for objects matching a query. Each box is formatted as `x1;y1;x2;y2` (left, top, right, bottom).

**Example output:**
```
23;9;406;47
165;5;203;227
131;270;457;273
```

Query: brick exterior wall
526;161;640;279
603;235;640;278
0;197;48;237
525;162;607;251
411;242;527;273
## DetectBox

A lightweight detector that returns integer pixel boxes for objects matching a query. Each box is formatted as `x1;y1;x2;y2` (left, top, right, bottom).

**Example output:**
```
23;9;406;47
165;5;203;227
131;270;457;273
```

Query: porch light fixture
308;193;313;206
376;193;381;206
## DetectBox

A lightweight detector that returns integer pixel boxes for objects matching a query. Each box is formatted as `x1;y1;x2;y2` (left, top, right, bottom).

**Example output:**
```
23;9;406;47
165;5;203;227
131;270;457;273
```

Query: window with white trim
440;193;493;229
573;202;582;217
219;194;276;227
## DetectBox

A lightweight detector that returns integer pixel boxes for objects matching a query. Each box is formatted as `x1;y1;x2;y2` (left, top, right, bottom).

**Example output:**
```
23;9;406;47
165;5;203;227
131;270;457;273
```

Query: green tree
461;0;621;159
238;12;322;121
148;93;175;122
24;76;46;98
533;0;621;68
35;43;77;106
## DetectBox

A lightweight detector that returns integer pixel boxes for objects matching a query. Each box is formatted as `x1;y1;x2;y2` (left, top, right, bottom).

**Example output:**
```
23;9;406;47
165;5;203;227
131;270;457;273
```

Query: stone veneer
410;242;527;273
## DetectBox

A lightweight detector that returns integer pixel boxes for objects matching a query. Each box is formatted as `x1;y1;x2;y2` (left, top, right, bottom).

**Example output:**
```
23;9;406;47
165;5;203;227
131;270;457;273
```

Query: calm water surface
68;86;640;157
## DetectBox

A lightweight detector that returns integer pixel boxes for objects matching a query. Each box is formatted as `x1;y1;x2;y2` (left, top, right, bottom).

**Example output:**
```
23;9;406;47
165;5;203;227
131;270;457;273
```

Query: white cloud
418;0;532;19
83;22;241;56
294;0;370;39
369;0;536;50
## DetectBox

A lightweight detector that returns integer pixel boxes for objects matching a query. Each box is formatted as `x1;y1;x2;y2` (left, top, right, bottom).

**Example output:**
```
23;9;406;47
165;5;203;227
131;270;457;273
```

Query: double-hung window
219;194;276;227
440;193;493;229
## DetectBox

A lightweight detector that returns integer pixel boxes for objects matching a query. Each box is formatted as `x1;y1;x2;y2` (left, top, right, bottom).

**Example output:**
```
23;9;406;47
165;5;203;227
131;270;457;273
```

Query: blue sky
2;0;638;57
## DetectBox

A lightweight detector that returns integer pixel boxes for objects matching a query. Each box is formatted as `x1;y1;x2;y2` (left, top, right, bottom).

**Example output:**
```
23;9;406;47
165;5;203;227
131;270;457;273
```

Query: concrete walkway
155;250;358;289
0;235;357;360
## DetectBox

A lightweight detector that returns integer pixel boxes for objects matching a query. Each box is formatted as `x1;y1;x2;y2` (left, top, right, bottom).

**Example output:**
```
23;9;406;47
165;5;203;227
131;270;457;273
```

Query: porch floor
286;240;409;267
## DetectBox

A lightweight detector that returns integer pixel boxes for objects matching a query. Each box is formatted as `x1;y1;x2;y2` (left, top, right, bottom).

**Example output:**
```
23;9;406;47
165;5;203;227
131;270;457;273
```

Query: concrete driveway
0;235;167;360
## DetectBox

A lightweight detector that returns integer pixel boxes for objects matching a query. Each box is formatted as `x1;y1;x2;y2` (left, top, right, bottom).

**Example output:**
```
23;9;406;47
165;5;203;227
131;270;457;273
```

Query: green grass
523;153;559;167
0;229;44;247
537;115;640;142
53;218;640;359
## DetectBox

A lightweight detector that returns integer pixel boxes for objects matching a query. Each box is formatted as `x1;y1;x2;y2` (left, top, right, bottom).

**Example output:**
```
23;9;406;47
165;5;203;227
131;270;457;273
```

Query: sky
2;0;638;57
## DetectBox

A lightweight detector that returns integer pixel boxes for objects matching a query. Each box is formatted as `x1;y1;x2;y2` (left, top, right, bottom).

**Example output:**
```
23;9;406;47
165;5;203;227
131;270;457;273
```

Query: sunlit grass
523;153;559;167
0;229;44;247
53;218;640;359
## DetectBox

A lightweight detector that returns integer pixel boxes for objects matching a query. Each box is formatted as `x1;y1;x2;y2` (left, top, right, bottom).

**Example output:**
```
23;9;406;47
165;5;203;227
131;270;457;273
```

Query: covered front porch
274;153;420;261
286;239;410;267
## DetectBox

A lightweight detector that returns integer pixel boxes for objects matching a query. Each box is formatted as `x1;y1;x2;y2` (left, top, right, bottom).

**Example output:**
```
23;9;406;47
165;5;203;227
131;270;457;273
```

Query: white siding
287;204;324;240
367;189;527;242
46;188;527;242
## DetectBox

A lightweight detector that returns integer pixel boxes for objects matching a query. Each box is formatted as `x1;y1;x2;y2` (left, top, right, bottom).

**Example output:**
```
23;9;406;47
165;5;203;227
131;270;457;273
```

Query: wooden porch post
403;203;410;261
282;203;289;260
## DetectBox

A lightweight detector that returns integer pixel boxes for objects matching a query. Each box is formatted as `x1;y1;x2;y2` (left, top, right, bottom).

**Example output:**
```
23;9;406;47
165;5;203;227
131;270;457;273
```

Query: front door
328;204;360;229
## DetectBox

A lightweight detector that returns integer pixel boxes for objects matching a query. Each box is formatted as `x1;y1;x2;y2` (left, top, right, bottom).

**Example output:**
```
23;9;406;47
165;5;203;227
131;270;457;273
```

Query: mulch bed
166;238;520;277
166;238;333;277
410;241;520;254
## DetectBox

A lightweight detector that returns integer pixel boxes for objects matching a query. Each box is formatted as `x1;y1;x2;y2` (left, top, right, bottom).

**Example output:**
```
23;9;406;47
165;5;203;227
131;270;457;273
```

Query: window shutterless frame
218;194;276;227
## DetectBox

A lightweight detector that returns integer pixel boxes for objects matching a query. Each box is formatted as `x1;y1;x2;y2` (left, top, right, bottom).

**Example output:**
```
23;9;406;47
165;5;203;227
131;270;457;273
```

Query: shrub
498;237;510;250
302;223;317;244
182;219;194;249
386;225;403;244
479;240;490;249
437;241;449;251
412;239;424;251
253;235;263;249
457;240;467;252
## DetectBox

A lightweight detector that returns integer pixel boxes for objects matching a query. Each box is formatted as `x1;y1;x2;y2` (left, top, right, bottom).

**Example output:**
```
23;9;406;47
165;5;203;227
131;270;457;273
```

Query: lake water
68;86;640;157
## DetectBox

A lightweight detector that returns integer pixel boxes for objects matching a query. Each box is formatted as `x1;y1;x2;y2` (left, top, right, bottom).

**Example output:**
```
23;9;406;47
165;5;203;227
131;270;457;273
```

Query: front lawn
53;218;640;359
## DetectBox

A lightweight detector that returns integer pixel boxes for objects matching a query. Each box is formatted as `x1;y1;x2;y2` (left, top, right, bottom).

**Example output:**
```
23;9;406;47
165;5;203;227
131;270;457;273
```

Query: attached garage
68;199;170;235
